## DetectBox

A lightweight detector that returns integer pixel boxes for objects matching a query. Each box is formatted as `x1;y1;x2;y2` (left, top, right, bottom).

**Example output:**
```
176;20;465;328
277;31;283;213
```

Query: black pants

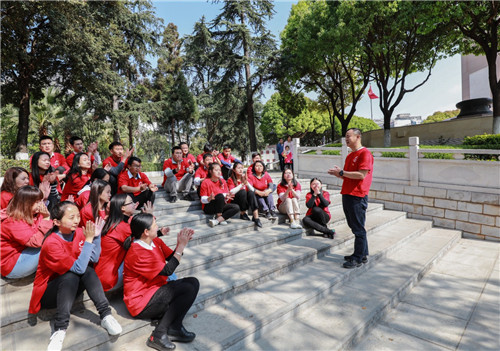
232;189;258;212
130;189;155;210
136;277;199;336
284;161;294;172
203;194;240;219
342;194;369;261
41;267;111;331
303;207;331;234
278;154;285;172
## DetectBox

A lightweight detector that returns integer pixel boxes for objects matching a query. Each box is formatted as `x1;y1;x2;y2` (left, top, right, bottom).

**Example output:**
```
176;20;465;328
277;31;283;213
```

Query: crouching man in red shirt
118;157;158;210
328;128;374;269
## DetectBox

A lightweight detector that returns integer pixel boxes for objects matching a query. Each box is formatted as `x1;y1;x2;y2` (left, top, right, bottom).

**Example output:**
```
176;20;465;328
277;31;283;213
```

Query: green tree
423;109;460;124
209;0;277;152
279;0;371;141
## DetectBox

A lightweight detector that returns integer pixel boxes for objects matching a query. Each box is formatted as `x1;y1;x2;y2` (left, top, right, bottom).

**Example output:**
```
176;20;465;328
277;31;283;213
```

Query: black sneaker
343;260;362;269
265;211;272;219
167;326;196;343
252;217;263;227
169;196;177;203
270;210;278;219
240;213;251;221
344;255;368;264
147;333;176;350
183;193;195;201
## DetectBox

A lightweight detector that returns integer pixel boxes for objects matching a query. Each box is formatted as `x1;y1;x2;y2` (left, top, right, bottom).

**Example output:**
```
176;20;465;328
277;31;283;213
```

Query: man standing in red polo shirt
328;128;374;269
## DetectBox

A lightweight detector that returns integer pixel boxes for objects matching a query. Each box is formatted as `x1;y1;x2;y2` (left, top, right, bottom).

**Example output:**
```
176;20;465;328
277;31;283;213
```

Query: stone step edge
77;215;421;351
227;228;462;351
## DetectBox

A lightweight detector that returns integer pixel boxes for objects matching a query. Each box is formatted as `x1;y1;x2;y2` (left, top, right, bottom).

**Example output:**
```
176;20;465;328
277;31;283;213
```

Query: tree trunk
112;95;121;142
128;120;134;151
170;119;175;146
485;48;500;133
241;13;257;152
383;111;392;147
15;78;30;159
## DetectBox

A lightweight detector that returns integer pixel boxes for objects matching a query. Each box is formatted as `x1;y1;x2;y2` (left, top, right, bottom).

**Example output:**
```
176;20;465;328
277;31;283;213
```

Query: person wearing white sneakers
199;163;240;227
276;169;302;229
29;202;122;351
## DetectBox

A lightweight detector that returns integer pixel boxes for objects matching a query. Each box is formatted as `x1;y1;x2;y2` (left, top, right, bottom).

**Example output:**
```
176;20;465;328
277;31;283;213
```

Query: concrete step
237;228;461;351
351;239;499;351
89;216;434;351
0;203;386;331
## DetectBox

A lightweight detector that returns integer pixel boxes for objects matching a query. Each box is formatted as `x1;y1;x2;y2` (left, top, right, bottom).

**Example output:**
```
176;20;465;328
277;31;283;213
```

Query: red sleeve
227;178;235;190
277;183;286;196
154;238;174;258
296;182;302;191
199;179;211;197
1;191;13;209
66;153;75;167
358;149;373;171
2;216;53;247
118;172;129;193
306;192;312;203
80;203;93;226
322;190;331;203
140;172;151;185
265;173;273;185
217;153;224;161
56;153;70;171
162;159;170;171
129;245;166;280
42;233;80;275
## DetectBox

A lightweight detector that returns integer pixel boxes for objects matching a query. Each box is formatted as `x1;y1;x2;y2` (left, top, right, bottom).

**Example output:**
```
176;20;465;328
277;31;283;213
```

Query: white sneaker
290;221;302;229
47;329;66;351
101;315;122;336
220;220;228;225
208;219;219;227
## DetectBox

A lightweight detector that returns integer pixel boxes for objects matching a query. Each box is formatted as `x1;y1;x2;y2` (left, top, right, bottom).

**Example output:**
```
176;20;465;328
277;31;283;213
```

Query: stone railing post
409;136;419;186
292;137;300;177
341;137;347;167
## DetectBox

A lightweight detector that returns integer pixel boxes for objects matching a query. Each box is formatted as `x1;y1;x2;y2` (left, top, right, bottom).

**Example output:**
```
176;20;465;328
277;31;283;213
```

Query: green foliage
347;116;380;133
381;152;406;158
324;143;342;147
0;159;30;176
423;110;460;124
423;152;453;160
463;134;500;148
140;162;163;172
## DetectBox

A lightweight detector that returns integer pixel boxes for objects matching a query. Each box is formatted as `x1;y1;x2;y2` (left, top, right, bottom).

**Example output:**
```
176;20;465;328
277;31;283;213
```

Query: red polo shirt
118;170;151;196
341;147;374;198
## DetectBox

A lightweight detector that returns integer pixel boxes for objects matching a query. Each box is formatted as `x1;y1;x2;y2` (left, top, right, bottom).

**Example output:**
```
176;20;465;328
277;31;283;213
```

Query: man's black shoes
344;255;368;264
167;326;196;343
343;260;362;269
147;333;176;350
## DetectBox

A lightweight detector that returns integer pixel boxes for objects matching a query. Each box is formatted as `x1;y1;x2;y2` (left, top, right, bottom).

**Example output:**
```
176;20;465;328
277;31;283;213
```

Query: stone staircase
1;174;497;351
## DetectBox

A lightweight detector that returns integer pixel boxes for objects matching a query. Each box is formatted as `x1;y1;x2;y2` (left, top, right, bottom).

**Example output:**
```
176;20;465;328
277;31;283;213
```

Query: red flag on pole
368;85;378;99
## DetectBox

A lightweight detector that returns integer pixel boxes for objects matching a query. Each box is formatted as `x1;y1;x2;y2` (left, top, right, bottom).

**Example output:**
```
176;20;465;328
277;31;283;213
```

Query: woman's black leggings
302;207;331;234
136;277;200;336
231;189;258;212
203;193;240;219
41;266;111;331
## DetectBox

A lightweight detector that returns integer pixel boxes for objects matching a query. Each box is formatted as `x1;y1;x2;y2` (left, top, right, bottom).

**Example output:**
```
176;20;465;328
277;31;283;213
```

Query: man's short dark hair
251;152;261;159
347;128;361;136
109;141;123;150
39;135;53;144
171;145;182;154
127;156;141;165
222;145;231;150
203;143;212;153
179;142;188;147
203;153;214;161
69;136;83;146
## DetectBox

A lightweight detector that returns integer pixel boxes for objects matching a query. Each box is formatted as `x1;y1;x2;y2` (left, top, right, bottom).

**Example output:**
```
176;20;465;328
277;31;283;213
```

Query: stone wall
369;182;499;241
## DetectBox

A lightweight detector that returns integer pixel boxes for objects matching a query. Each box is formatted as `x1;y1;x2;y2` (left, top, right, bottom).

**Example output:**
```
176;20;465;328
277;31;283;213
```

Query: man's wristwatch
339;170;344;177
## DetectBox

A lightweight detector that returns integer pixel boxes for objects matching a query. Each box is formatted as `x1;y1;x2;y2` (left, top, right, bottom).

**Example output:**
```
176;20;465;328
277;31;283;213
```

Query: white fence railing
293;137;500;195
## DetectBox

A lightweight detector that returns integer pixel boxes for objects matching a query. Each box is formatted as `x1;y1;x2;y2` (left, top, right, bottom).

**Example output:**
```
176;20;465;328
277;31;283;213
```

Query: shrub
463;134;500;160
0;159;30;176
381;152;406;158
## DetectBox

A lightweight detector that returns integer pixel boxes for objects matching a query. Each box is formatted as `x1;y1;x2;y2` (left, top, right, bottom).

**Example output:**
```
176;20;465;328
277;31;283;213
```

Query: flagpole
370;98;373;120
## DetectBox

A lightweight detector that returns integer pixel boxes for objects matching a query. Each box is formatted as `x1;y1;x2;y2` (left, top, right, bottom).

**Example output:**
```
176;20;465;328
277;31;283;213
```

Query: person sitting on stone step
29;201;122;351
200;163;240;227
1;186;52;279
276;168;302;229
193;152;213;197
79;179;111;227
1;166;30;209
227;162;262;227
302;178;335;239
247;160;278;220
118;156;158;210
162;146;195;203
123;213;198;351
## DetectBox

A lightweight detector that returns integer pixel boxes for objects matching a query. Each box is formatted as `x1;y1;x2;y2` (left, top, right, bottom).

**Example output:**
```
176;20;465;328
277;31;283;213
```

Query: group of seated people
0;136;335;351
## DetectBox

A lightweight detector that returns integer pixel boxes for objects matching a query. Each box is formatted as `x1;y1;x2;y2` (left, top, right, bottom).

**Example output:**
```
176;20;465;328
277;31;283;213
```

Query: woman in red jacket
199;163;239;227
0;167;30;209
302;178;335;239
247;160;278;220
29;201;122;351
61;153;92;202
30;151;62;210
276;168;302;229
79;179;111;227
1;186;52;279
227;162;262;227
124;213;199;350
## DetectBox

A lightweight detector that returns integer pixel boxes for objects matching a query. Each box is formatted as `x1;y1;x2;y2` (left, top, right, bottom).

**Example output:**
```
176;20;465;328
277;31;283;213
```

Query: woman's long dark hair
229;161;244;185
31;151;54;187
123;213;154;250
309;177;322;193
89;179;110;221
1;167;29;193
43;201;79;243
6;186;44;225
280;168;297;188
66;153;89;180
101;194;128;237
251;160;266;177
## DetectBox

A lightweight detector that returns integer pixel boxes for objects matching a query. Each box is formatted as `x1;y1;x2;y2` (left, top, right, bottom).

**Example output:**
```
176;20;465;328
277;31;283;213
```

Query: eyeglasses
123;202;134;206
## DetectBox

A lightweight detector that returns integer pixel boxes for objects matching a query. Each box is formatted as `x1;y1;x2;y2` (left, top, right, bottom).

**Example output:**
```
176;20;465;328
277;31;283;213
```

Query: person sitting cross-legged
118;157;157;210
163;146;195;203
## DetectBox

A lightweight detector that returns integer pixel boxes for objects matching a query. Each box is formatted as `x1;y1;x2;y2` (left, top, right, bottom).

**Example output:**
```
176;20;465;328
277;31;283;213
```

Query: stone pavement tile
479;277;500;306
382;302;468;350
469;301;500;329
431;259;492;282
439;249;497;268
352;323;451;351
402;272;482;320
457;321;500;351
448;240;500;259
182;289;288;348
